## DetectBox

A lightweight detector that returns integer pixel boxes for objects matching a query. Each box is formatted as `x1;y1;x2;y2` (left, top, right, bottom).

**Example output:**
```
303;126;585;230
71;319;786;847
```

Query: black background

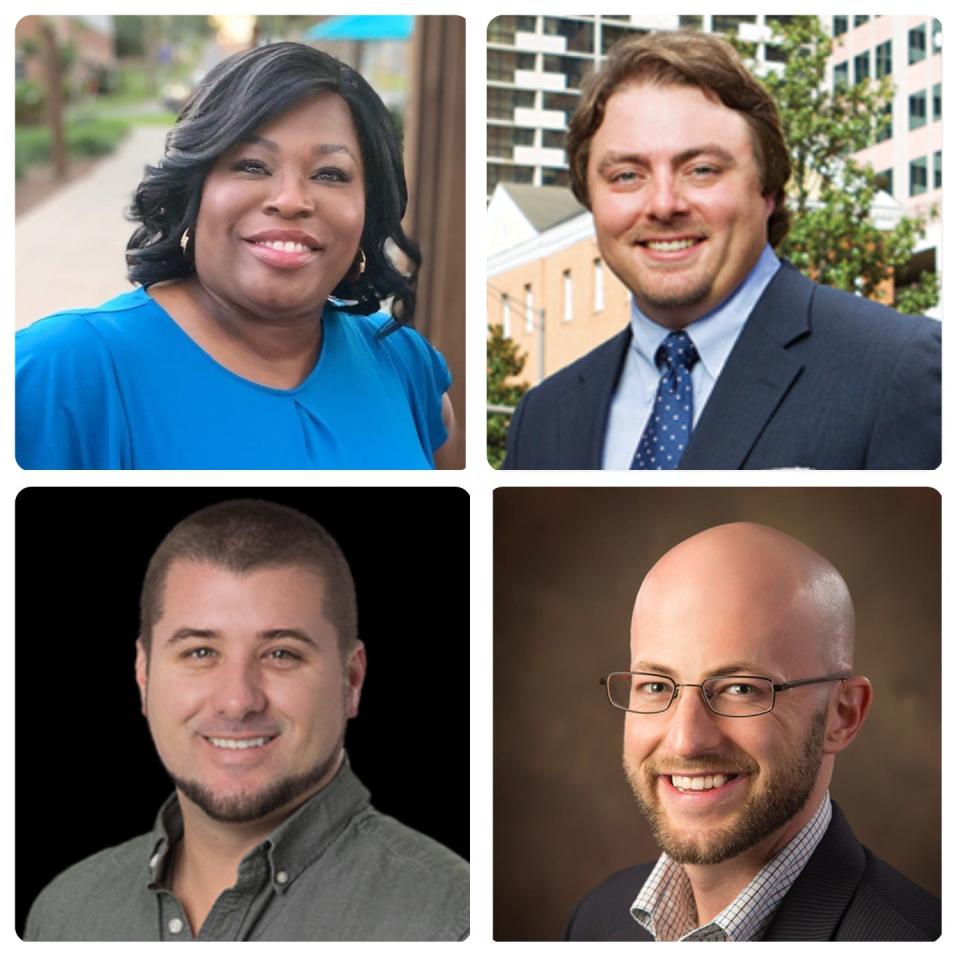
16;486;469;936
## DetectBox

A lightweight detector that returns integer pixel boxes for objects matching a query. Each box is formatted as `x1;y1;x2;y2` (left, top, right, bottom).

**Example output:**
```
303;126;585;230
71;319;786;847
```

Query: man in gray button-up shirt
24;500;469;941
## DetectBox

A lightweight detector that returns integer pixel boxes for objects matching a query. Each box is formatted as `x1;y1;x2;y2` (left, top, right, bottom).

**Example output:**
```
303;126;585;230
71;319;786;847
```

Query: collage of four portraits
13;13;942;946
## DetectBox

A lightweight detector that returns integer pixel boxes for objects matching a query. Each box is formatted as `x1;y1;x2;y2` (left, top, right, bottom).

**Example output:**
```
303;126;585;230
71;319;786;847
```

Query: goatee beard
171;739;344;824
626;706;827;865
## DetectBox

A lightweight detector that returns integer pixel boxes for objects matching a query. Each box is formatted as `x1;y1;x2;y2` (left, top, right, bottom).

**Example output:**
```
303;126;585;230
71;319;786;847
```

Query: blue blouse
16;288;451;469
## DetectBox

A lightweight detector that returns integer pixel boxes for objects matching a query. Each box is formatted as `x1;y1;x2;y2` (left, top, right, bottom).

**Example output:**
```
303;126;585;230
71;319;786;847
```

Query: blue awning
305;15;413;42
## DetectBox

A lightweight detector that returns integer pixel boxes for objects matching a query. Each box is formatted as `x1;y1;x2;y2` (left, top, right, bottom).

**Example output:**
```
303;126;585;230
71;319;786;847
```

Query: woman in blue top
16;43;454;469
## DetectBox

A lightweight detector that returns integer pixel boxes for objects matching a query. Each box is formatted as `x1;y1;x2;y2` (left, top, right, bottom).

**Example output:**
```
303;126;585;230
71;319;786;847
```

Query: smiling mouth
669;772;742;792
639;237;704;253
205;735;277;751
250;239;318;254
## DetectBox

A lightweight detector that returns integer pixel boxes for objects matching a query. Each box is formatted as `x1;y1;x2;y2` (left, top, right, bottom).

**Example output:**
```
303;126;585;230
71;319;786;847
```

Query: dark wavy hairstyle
567;31;792;248
127;42;419;332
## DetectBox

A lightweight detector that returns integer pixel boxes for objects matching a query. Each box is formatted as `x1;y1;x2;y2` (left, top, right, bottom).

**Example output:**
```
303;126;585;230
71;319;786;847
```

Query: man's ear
344;641;367;719
823;675;872;755
135;638;148;716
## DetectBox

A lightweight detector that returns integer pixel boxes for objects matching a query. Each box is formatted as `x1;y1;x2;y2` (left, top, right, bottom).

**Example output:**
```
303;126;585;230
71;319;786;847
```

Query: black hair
127;42;419;332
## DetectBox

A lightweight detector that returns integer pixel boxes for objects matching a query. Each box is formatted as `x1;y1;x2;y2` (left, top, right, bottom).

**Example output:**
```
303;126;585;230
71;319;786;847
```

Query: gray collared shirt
25;763;469;941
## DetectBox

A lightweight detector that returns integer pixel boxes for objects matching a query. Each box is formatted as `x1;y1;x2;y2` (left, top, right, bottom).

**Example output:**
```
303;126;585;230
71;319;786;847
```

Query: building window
909;157;928;197
933;19;942;54
875;40;892;77
909;91;928;130
854;15;869;28
542;54;593;91
563;270;574;322
908;25;926;64
593;259;604;312
854;51;870;84
833;16;848;37
541;167;570;187
933;83;941;122
487;125;535;160
487;163;534;196
487;49;535;83
875;168;893;194
500;293;511;338
487;87;535;122
543;16;593;54
833;61;848;90
487;16;537;45
933;151;942;190
876;101;892;143
524;284;534;332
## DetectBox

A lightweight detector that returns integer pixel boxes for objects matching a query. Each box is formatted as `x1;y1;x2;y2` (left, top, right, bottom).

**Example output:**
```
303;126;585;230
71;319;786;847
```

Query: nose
660;684;726;758
645;169;690;221
211;657;268;719
263;170;314;219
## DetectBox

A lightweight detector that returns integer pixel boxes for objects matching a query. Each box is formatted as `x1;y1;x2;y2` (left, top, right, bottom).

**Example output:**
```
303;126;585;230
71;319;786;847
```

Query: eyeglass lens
608;673;775;716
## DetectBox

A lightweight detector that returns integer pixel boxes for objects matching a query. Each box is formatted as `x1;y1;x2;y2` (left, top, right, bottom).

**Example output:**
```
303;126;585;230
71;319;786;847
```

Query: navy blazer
564;803;940;941
503;264;941;469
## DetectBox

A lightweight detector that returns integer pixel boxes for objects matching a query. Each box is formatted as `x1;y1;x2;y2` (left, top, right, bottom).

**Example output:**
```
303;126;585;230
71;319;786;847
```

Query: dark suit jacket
564;803;940;941
502;264;941;469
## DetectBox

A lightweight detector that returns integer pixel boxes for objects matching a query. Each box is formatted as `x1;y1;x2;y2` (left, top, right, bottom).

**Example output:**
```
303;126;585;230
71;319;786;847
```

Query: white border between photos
3;2;955;957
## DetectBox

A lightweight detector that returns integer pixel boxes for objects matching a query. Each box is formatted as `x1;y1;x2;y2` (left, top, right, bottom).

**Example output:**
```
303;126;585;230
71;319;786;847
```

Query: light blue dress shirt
602;245;782;469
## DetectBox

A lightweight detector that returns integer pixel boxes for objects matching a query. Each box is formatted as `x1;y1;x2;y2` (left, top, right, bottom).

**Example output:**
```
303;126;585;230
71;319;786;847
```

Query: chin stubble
626;706;828;865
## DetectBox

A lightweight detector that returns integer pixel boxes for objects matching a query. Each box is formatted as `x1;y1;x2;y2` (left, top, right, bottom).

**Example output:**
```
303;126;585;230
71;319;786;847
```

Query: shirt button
168;918;183;934
276;870;289;885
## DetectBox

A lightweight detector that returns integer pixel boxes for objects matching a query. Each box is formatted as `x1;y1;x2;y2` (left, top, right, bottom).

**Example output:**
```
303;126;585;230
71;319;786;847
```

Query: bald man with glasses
567;523;939;941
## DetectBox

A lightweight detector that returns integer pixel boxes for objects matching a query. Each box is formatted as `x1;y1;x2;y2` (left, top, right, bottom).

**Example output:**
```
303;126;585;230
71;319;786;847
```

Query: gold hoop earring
180;228;192;256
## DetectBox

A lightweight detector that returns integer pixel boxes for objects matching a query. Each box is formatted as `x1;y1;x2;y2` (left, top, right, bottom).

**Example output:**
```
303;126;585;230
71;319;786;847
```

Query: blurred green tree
756;15;939;314
487;324;528;469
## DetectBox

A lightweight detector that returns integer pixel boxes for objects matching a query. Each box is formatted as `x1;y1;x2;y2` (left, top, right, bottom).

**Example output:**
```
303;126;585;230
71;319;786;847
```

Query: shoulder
24;832;154;940
345;808;469;939
523;326;630;404
16;291;151;468
565;863;655;941
845;847;941;940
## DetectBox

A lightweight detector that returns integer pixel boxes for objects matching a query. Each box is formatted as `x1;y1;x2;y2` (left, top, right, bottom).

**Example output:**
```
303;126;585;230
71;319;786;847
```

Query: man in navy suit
570;523;939;940
502;31;940;470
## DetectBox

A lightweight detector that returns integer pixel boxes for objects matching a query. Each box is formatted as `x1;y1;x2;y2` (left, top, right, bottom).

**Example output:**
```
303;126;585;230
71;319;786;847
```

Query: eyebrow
163;626;320;650
631;659;773;678
595;143;737;175
241;135;358;162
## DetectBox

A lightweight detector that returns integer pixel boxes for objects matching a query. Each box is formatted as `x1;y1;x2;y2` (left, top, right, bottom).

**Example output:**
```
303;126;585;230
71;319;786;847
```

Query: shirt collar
145;757;371;895
630;791;833;941
629;244;781;381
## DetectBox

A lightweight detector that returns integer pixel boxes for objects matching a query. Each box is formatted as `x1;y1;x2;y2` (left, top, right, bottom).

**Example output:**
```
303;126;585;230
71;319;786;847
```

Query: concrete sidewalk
16;124;170;330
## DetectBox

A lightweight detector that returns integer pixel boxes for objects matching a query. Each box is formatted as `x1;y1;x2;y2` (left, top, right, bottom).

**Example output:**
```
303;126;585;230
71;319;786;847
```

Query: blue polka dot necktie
631;330;699;470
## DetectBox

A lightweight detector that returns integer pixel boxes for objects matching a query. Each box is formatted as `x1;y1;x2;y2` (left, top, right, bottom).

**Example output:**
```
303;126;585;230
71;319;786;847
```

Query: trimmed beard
625;705;827;865
170;734;344;823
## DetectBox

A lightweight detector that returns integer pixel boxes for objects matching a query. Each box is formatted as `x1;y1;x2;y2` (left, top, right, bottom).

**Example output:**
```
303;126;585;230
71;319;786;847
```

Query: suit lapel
557;326;632;467
680;265;814;469
763;802;865;941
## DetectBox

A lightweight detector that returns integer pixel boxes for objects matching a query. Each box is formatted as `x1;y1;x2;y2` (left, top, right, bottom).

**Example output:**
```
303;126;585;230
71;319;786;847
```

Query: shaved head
632;522;855;675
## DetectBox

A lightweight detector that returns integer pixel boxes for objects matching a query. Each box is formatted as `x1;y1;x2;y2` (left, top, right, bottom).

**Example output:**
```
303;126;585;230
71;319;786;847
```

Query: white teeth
258;240;311;253
646;239;697;252
671;773;731;791
208;736;271;750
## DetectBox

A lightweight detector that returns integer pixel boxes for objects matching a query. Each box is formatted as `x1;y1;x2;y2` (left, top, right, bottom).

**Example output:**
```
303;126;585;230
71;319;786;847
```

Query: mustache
646;752;760;777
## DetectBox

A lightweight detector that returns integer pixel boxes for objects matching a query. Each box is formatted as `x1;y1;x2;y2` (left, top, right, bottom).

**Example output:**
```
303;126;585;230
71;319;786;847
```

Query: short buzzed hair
139;500;357;655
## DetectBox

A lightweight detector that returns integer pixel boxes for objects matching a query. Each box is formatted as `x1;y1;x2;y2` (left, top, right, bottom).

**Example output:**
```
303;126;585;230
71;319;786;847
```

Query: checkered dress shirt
630;793;833;941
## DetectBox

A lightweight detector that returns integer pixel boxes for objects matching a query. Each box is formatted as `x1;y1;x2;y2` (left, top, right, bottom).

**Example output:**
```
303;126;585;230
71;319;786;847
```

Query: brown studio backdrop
493;487;940;940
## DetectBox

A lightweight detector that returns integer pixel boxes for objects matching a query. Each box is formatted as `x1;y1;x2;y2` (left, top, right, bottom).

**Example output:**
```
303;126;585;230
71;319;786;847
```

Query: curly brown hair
567;31;791;247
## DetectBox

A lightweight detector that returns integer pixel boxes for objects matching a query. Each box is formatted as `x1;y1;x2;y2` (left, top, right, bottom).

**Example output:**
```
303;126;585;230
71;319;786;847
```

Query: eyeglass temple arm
773;671;851;692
